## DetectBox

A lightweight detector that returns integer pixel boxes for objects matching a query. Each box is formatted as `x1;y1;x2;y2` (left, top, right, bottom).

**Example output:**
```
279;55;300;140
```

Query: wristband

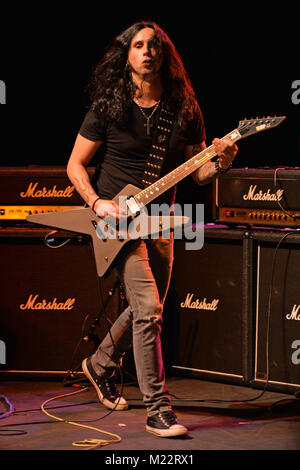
92;197;101;211
215;158;232;174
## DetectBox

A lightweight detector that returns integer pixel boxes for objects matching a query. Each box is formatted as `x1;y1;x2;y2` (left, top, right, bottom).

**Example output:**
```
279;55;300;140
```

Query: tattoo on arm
197;161;217;184
72;175;98;205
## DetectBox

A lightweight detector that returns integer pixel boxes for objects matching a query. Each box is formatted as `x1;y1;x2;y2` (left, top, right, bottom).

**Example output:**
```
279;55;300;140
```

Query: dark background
1;5;299;173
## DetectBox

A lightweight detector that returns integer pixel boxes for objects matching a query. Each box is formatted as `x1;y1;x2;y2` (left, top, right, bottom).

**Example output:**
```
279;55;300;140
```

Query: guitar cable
44;229;84;249
273;168;300;222
38;271;126;449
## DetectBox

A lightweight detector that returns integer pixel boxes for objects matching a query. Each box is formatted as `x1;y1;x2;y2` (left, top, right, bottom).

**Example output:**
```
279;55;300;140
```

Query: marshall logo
286;304;300;321
243;184;284;202
180;293;219;311
20;294;75;311
20;182;74;198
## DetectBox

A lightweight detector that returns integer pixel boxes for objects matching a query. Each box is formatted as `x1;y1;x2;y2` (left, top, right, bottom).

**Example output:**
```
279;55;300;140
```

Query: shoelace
158;411;177;427
102;378;121;399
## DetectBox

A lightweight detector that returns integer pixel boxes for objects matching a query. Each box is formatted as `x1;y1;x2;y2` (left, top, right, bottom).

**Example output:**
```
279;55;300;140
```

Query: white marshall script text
243;184;284;202
286;304;300;321
180;293;219;311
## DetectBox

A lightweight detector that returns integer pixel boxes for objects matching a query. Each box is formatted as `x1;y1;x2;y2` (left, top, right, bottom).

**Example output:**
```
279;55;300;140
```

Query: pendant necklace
136;100;161;136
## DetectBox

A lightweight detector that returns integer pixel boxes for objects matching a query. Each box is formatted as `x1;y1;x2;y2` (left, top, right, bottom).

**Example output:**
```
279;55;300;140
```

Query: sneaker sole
146;424;188;438
82;358;128;411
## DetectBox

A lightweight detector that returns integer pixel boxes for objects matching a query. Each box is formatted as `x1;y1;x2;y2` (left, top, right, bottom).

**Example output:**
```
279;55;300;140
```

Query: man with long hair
67;21;237;437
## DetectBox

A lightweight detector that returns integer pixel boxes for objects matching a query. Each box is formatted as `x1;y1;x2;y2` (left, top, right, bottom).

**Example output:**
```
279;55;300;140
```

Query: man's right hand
94;198;125;221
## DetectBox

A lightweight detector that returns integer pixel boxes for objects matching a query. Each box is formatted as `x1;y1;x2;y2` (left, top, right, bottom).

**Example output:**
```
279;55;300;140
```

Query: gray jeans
90;236;174;416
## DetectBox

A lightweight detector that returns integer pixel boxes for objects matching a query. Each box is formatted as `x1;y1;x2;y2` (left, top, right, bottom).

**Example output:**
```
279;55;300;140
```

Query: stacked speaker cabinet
165;225;254;386
0;228;120;377
165;225;300;395
251;229;300;394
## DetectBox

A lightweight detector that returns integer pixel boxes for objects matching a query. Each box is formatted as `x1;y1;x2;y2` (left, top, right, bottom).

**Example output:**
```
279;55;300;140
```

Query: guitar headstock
238;116;286;138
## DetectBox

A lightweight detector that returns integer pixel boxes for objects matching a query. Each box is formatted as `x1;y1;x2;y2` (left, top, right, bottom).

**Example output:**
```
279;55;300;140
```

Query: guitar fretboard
135;129;241;207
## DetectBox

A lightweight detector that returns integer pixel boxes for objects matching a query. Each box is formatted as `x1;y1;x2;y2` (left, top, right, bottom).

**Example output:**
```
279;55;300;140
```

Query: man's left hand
213;138;238;170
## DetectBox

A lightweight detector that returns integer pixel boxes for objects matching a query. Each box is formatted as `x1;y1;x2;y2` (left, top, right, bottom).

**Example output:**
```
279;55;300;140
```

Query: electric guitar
27;116;286;277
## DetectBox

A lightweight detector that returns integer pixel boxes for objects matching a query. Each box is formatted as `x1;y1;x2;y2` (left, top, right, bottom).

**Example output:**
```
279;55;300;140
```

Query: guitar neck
134;128;242;207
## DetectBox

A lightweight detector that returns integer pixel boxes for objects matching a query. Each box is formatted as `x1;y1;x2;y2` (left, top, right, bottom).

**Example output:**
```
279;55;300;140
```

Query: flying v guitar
27;116;286;277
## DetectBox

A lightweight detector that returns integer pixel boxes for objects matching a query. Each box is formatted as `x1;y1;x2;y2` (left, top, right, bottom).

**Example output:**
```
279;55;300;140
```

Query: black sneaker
82;357;128;411
146;411;188;437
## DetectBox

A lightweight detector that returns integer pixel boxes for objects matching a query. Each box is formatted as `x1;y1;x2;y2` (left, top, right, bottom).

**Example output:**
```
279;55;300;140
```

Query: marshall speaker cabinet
164;225;254;385
251;229;300;394
212;168;300;228
0;228;120;377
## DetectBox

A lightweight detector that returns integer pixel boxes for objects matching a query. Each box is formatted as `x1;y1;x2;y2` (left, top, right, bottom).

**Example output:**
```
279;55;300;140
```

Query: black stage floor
1;375;300;457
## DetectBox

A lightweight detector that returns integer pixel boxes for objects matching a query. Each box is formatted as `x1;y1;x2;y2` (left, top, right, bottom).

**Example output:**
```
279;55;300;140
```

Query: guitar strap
142;102;176;188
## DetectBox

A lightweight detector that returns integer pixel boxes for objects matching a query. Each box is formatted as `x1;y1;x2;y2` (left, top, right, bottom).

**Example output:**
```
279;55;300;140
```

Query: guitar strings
136;131;240;206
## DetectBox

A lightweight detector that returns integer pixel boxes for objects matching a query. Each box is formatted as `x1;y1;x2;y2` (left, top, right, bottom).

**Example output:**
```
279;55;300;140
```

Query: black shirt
79;100;206;204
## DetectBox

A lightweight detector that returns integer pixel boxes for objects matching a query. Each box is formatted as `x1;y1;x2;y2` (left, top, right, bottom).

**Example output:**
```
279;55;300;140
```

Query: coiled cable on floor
40;387;122;450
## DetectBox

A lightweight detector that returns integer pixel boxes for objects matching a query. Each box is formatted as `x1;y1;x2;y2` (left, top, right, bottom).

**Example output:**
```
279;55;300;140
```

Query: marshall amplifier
0;166;95;223
164;225;254;385
212;168;300;228
0;228;120;377
251;229;300;394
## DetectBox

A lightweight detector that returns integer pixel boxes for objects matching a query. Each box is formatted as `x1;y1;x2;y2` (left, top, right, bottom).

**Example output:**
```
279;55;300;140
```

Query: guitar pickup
126;197;141;217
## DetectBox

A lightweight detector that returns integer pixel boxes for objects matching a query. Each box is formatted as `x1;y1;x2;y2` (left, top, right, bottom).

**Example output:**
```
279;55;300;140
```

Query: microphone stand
63;281;137;386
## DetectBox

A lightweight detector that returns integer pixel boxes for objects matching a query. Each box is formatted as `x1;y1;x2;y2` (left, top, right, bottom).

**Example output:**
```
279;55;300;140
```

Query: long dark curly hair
87;21;199;128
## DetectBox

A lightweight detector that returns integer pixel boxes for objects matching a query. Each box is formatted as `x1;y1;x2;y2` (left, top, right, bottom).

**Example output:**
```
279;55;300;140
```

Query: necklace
136;100;161;136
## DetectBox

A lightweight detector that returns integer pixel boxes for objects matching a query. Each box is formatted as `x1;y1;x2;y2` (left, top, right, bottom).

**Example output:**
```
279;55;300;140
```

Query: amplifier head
213;168;300;227
0;166;95;224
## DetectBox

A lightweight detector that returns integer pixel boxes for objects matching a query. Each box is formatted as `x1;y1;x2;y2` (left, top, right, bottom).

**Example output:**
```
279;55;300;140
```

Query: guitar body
27;184;189;277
